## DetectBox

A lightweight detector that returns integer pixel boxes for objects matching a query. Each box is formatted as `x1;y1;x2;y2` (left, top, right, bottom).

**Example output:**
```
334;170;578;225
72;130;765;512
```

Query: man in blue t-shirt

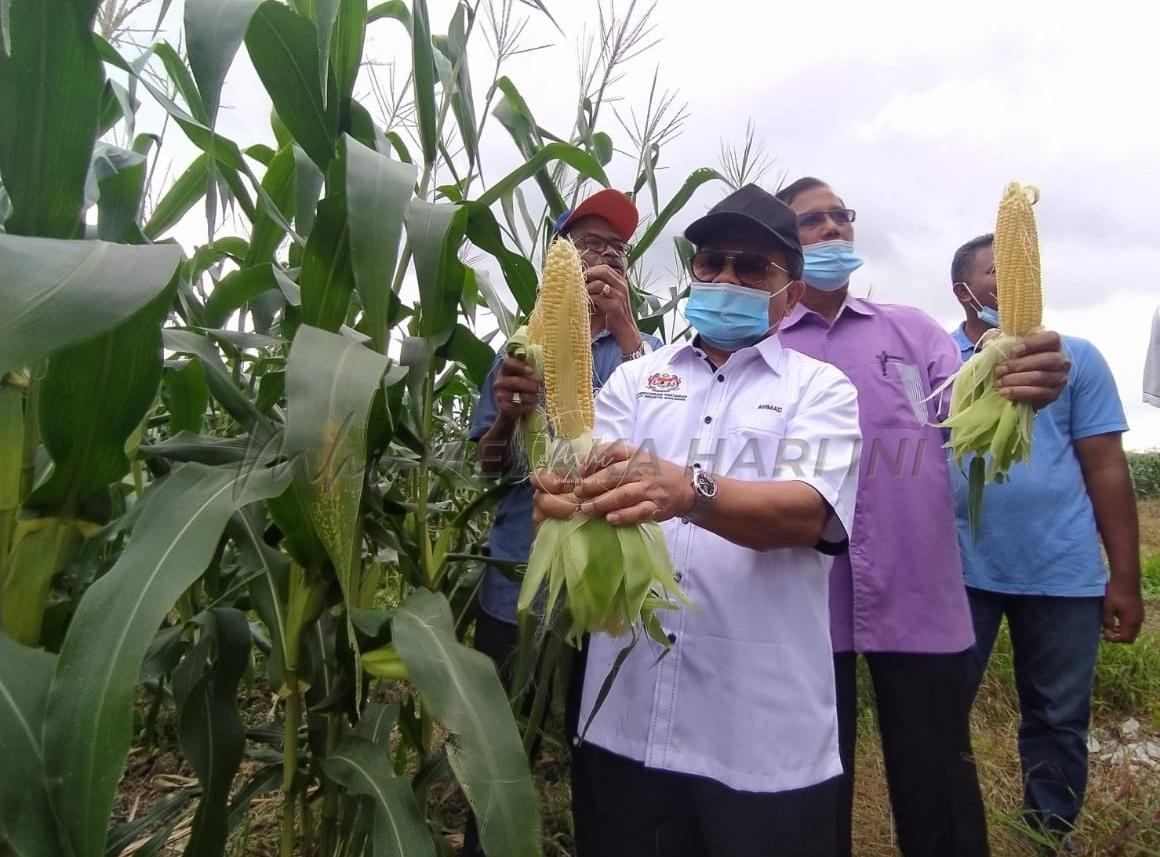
948;234;1145;850
462;189;660;855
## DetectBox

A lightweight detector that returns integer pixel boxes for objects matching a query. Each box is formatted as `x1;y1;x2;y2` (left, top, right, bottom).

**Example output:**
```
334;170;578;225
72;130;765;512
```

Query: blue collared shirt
948;325;1128;596
469;330;662;623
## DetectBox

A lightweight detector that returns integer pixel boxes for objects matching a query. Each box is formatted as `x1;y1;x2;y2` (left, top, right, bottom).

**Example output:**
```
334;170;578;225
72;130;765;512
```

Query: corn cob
527;238;594;442
996;184;1042;337
940;182;1042;537
512;238;687;647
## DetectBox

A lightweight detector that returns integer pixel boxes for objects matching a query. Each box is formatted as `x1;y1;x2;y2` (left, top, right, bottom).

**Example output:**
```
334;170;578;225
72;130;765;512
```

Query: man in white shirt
533;185;862;857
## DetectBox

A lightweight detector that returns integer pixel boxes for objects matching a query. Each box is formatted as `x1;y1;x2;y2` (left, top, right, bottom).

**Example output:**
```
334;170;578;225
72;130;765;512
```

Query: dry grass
110;505;1160;856
1140;499;1160;558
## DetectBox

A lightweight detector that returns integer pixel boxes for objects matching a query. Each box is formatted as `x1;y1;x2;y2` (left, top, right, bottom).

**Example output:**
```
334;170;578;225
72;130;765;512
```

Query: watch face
694;470;717;498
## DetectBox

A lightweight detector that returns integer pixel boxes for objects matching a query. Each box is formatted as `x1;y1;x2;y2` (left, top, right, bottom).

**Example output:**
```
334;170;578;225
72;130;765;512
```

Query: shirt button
717;374;725;382
692;462;702;470
703;415;712;424
679;517;689;524
667;632;677;644
674;571;684;582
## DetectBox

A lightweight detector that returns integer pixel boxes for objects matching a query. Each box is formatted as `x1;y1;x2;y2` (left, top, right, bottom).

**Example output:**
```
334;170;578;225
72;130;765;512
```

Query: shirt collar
666;333;784;375
781;293;877;330
951;323;976;361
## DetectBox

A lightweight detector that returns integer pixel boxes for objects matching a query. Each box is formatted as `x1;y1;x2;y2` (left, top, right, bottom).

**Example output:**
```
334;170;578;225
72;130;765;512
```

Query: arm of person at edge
1077;437;1145;644
532;442;830;552
475;357;541;477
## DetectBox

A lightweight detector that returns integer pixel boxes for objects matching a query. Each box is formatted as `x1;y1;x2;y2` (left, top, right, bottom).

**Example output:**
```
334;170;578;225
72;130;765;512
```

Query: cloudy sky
142;0;1160;449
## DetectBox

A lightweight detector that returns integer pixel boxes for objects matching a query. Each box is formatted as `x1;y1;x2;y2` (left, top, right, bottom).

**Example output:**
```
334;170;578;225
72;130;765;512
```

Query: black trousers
833;650;990;857
572;741;841;857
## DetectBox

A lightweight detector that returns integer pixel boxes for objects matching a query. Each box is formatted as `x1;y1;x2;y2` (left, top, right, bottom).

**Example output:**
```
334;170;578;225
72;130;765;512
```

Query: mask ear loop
955;281;998;348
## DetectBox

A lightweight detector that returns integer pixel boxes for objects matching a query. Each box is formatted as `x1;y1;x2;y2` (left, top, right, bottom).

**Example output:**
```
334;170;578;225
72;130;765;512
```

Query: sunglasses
690;249;790;288
796;208;856;230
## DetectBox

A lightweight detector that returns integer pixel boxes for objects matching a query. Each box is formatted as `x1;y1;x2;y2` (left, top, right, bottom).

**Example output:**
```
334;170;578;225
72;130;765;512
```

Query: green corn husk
939;333;1034;538
504;326;689;648
517;457;689;648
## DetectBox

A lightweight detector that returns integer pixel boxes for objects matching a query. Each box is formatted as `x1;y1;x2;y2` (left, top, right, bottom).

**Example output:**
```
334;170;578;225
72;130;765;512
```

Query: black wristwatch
685;467;718;524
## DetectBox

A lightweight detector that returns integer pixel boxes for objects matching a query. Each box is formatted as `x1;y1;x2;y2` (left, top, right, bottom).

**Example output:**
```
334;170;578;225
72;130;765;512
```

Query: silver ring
601;283;612;297
511;391;522;405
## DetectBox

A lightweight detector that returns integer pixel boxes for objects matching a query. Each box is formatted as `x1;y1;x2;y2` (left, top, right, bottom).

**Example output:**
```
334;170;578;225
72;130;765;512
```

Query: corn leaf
163;359;209;436
27;282;173;512
284;325;387;615
245;1;338;171
628;167;726;264
172;608;252;857
0;633;60;857
243;144;297;267
0;235;181;377
299;194;355;332
475;141;609;209
406;199;469;343
0;0;104;238
393;589;541;857
340;135;416;352
410;0;438;165
42;464;291;857
144;153;210;240
322;735;436;857
331;0;366;105
184;0;262;124
465;203;538;314
368;0;411;32
203;264;279;328
163;330;275;442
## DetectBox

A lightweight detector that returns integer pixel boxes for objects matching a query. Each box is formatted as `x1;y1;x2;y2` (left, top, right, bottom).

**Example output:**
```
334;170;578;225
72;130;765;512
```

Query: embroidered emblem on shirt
757;403;783;413
638;372;687;401
647;372;681;392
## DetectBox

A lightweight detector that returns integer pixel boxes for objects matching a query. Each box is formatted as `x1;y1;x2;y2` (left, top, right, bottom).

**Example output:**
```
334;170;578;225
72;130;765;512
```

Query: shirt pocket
869;359;931;428
722;413;789;480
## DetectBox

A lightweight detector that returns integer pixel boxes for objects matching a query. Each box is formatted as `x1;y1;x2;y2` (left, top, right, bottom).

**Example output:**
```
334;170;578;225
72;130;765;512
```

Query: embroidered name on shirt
757;403;783;413
638;372;687;401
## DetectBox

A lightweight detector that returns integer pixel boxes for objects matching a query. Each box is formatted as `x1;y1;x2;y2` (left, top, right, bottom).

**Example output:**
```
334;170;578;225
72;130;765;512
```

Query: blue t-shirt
948;326;1128;596
469;330;662;623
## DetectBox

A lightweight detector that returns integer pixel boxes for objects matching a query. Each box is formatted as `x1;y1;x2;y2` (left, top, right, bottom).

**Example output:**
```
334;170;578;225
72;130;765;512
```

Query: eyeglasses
796;208;856;230
570;234;632;258
690;249;790;288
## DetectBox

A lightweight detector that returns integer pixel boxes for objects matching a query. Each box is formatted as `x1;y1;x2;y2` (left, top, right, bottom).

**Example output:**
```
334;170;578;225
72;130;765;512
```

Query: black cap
684;184;803;277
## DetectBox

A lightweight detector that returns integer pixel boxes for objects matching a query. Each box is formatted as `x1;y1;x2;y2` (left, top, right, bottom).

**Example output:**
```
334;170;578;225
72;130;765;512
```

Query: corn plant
0;1;722;855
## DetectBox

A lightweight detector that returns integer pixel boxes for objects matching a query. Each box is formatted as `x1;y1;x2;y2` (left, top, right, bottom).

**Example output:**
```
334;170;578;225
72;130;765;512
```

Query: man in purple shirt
775;177;1070;857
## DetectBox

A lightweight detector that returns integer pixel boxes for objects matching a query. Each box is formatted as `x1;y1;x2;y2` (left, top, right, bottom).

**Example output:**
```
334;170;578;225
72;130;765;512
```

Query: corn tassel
940;182;1042;538
511;238;688;647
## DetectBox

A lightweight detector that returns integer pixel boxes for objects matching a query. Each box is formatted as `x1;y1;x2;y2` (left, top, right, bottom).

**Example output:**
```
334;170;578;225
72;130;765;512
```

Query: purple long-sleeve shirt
779;297;974;654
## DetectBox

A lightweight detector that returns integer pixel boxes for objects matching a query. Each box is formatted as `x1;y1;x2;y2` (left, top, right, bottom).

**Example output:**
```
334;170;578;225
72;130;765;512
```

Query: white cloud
123;0;1160;449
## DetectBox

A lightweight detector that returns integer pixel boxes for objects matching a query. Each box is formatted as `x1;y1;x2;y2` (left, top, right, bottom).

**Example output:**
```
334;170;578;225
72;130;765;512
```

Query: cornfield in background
0;1;725;854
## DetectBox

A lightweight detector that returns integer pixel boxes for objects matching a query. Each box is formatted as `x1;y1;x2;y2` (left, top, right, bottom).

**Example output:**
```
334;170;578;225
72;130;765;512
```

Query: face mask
959;282;999;328
683;282;788;351
802;239;864;291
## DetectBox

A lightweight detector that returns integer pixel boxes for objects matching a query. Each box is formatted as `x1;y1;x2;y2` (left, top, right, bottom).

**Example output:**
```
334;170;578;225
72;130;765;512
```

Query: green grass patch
1129;449;1160;500
1142;552;1160;600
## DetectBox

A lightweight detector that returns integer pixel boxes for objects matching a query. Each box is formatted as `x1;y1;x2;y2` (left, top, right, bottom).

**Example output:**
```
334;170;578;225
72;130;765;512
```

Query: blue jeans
965;588;1103;835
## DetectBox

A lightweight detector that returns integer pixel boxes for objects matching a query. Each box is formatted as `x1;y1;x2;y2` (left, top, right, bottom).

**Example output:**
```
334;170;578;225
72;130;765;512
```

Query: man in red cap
463;188;658;856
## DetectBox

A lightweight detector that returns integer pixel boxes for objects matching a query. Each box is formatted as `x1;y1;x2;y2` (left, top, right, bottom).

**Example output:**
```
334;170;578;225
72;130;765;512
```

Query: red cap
555;188;639;242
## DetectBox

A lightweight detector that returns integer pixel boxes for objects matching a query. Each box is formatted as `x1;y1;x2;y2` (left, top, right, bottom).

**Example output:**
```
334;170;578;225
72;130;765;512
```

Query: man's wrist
616;330;645;358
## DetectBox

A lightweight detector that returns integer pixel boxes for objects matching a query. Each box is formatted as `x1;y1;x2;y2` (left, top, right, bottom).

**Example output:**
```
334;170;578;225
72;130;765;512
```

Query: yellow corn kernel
528;238;593;440
995;183;1043;337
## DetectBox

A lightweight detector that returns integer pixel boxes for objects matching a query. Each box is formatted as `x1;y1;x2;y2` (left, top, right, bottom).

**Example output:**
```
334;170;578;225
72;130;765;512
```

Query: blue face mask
683;282;787;351
959;282;999;328
802;239;864;291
